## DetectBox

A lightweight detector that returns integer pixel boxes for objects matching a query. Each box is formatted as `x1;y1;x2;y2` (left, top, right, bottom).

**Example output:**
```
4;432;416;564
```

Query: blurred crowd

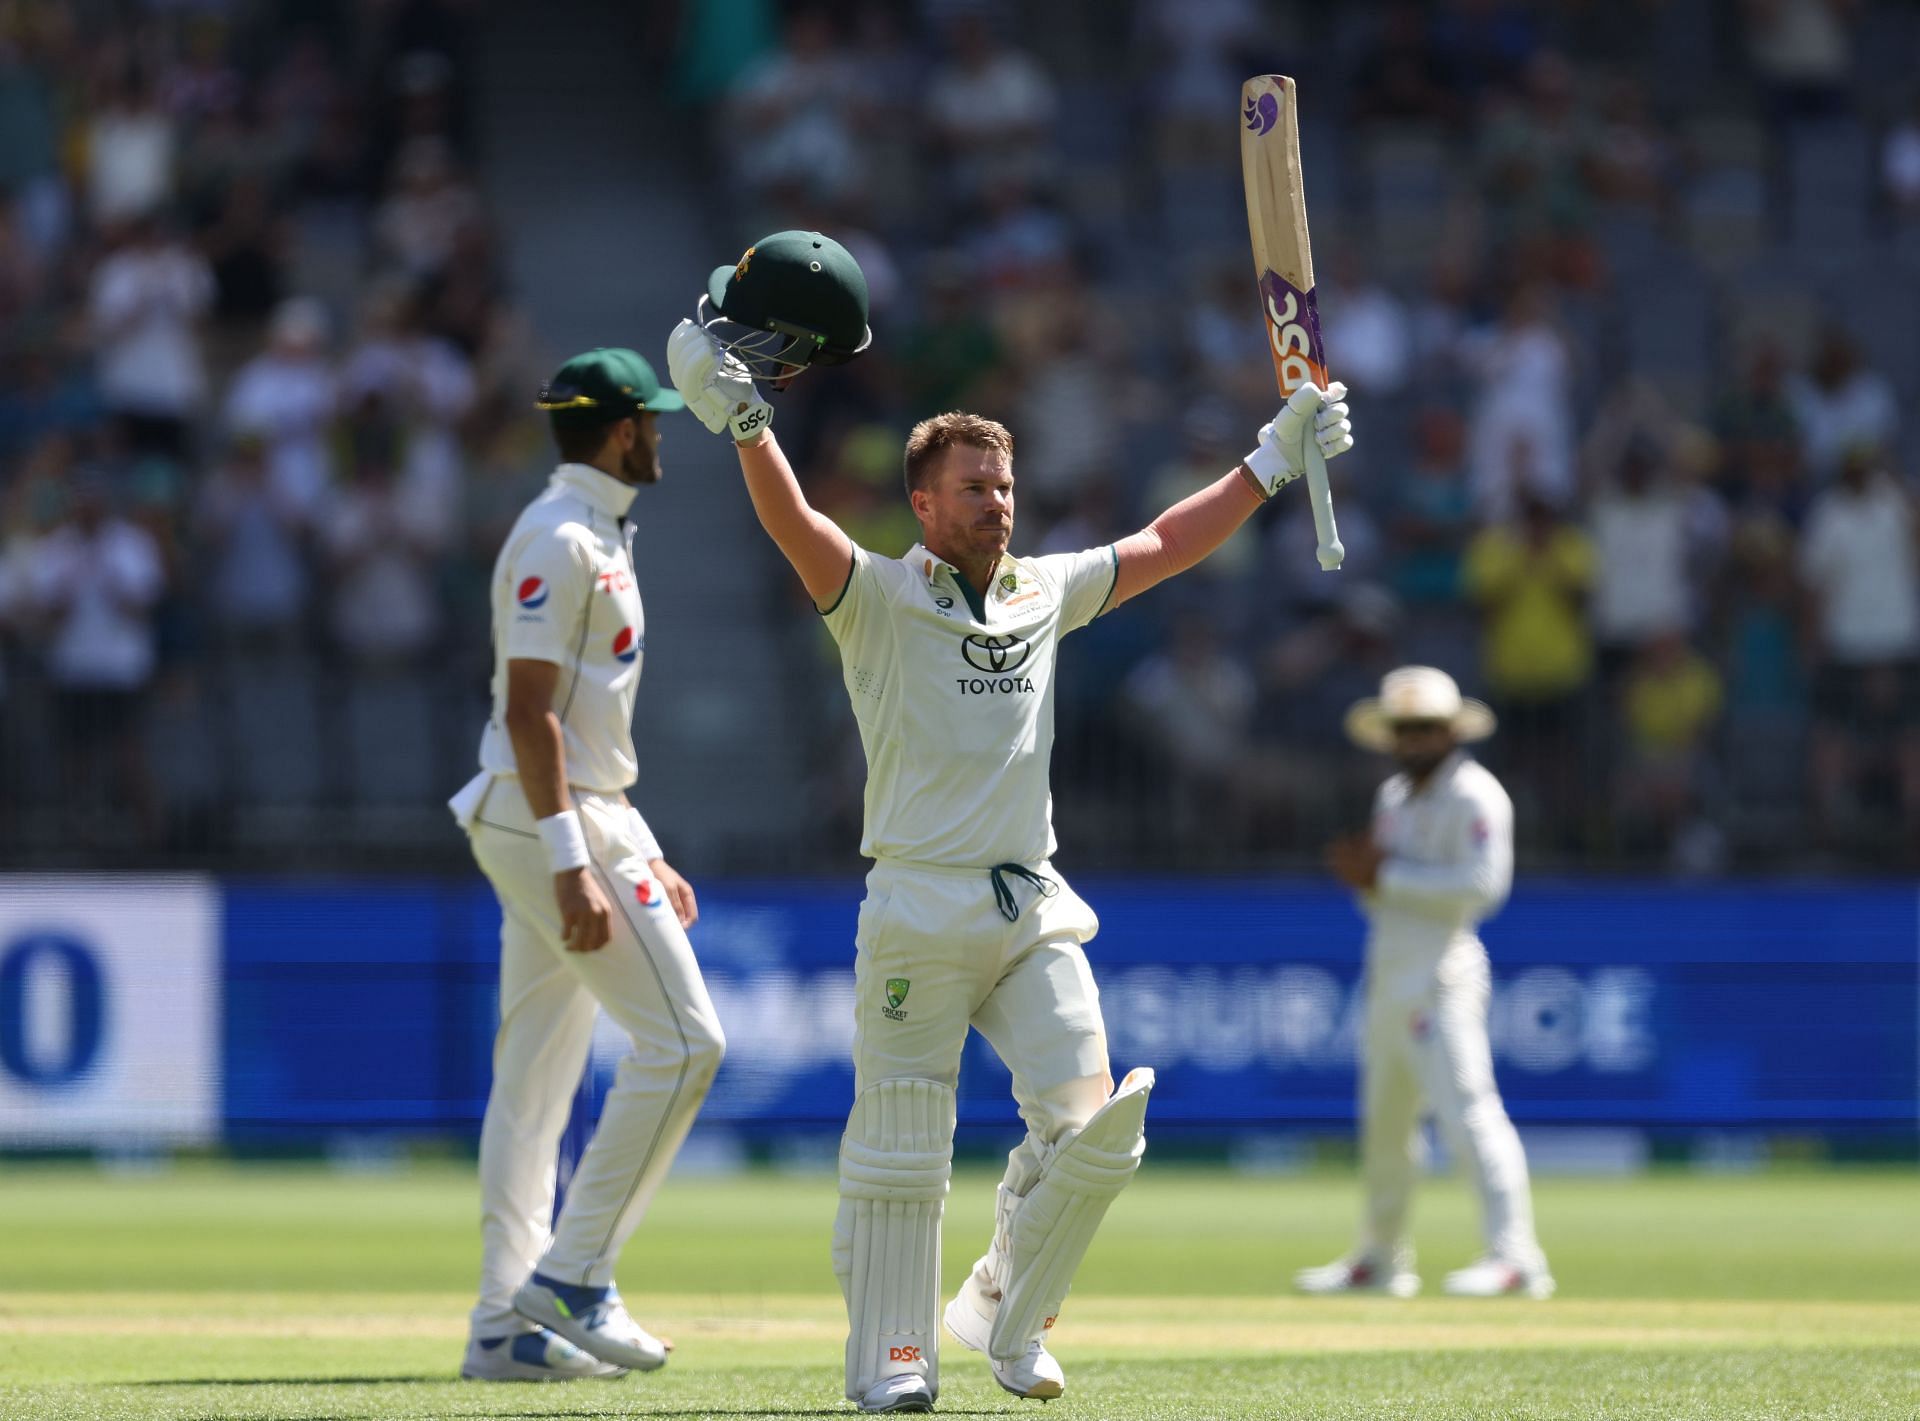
4;0;1920;874
678;0;1920;873
0;1;554;855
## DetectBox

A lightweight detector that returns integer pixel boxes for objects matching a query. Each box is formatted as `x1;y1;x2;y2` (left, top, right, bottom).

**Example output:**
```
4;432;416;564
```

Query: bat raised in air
1240;74;1343;571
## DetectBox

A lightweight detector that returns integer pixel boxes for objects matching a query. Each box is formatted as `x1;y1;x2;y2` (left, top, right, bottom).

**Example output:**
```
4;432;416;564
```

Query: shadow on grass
121;1376;445;1387
114;1385;1006;1416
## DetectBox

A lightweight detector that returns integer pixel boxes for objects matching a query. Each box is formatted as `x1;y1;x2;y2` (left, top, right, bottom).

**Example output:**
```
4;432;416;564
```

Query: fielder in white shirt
663;229;1355;1413
1299;665;1554;1300
447;348;725;1381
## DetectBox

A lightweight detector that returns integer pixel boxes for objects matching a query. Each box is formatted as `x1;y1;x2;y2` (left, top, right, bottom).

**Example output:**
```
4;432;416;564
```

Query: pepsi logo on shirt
612;627;639;664
516;577;548;609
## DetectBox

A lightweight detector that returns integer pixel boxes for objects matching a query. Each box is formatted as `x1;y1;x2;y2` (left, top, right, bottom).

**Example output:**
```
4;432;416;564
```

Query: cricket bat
1240;74;1343;571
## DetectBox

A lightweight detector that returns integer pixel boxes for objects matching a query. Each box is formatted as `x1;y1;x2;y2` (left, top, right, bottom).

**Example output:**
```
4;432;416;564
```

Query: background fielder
664;230;1354;1413
1300;665;1553;1300
448;349;725;1381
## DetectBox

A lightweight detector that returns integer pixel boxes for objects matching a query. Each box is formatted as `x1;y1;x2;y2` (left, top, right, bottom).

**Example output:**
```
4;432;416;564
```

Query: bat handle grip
1304;441;1344;571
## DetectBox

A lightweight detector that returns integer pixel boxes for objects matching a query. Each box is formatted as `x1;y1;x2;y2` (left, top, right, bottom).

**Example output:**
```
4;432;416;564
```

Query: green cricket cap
535;347;684;421
707;230;872;364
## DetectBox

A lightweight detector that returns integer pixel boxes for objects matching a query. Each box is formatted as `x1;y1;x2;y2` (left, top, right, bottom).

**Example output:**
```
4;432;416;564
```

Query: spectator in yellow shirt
1617;630;1724;862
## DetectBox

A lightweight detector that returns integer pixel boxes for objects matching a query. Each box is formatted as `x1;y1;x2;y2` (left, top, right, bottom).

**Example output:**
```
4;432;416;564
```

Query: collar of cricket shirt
551;462;639;522
1408;749;1468;798
908;543;1005;622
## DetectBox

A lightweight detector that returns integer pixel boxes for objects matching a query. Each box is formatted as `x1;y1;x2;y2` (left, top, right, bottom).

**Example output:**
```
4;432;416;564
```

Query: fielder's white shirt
823;540;1117;868
1362;751;1514;974
473;463;647;794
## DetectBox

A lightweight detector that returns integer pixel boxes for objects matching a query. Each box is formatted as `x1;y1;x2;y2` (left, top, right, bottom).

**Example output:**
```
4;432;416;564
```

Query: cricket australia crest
883;978;911;1020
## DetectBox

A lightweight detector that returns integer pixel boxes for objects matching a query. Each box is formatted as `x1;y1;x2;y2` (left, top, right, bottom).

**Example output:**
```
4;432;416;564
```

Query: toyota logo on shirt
960;634;1031;674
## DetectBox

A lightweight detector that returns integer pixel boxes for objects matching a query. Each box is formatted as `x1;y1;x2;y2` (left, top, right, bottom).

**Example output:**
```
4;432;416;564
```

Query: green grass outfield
0;1162;1914;1419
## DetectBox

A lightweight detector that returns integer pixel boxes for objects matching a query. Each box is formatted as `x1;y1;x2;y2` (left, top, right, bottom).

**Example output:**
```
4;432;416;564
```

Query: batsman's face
1391;721;1454;778
915;445;1014;561
620;413;663;485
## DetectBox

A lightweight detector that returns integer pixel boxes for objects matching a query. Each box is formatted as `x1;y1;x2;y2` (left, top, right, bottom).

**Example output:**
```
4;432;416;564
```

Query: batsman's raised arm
1109;381;1354;608
735;425;854;607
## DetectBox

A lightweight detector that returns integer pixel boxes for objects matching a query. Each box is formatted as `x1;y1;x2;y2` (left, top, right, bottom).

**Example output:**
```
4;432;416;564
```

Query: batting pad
834;1078;957;1399
989;1066;1154;1359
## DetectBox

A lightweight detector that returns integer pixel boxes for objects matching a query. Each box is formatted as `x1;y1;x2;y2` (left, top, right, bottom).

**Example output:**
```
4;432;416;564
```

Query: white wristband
537;810;590;874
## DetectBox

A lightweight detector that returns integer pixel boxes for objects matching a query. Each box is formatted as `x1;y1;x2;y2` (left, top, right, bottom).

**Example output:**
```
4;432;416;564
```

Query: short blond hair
903;411;1013;495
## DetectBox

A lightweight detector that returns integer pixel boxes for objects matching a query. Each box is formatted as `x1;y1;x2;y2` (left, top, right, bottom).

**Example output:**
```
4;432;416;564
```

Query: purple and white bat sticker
1258;269;1328;395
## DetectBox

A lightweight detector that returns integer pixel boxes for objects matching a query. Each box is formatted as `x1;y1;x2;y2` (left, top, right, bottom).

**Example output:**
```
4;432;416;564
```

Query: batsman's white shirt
822;541;1118;867
1362;751;1514;975
470;462;647;796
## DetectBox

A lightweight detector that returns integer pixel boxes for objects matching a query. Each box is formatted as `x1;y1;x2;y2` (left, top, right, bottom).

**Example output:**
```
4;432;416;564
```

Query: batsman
665;231;1354;1412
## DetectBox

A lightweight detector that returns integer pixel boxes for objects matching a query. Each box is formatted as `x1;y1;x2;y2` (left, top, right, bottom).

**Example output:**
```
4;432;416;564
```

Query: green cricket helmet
702;230;872;381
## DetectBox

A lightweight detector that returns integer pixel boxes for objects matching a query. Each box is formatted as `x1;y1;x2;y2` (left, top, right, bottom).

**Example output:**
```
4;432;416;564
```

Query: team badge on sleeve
517;577;548;609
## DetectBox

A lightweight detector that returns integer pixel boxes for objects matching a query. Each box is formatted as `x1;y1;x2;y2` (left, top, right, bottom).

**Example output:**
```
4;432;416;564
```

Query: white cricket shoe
511;1273;670;1371
1293;1253;1421;1298
1442;1256;1556;1299
459;1326;626;1381
857;1373;935;1412
944;1273;1067;1400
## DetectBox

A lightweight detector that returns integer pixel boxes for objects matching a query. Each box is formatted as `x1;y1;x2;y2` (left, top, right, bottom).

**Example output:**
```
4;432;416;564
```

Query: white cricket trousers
852;860;1111;1110
838;859;1114;1396
1359;942;1544;1270
464;775;725;1338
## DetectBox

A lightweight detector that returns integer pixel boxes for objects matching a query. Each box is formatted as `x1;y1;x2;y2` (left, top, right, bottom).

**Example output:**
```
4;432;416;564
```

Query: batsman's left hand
1242;381;1353;498
649;856;699;930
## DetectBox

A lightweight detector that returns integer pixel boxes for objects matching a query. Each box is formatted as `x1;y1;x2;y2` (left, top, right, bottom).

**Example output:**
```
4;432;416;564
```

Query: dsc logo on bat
1260;274;1328;396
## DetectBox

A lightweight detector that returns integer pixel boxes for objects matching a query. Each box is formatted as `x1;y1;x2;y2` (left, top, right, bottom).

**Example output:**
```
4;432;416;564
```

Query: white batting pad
834;1078;957;1400
988;1066;1154;1358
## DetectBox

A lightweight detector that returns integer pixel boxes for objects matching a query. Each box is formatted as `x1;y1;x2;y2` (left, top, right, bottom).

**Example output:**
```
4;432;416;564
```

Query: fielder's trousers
461;773;725;1338
1359;943;1544;1270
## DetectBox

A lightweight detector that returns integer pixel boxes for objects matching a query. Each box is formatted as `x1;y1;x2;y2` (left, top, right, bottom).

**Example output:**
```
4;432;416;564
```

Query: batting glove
1242;381;1353;498
666;319;774;442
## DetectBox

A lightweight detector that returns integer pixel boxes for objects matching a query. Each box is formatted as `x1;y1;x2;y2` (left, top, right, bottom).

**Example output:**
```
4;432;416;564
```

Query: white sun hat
1344;665;1497;753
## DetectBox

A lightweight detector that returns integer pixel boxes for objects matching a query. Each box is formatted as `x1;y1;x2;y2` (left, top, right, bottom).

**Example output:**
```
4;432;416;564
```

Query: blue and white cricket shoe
511;1272;671;1371
460;1325;626;1381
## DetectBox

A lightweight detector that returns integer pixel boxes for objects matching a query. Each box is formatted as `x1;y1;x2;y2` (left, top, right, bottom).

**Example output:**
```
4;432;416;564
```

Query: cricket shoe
511;1273;670;1371
459;1326;626;1381
857;1373;935;1412
1293;1253;1421;1298
944;1274;1066;1400
1442;1256;1556;1299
